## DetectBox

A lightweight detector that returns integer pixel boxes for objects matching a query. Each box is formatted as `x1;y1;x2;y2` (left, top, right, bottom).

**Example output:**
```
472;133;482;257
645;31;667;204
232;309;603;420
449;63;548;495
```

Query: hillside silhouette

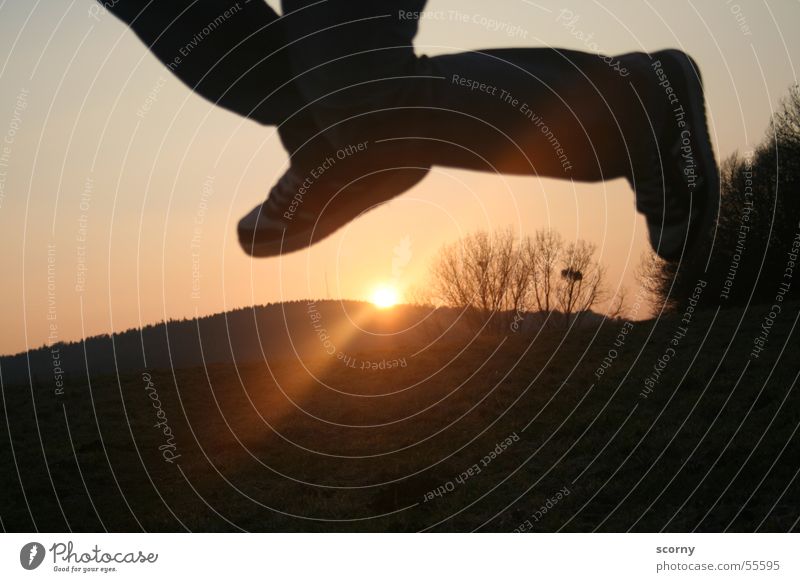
0;301;472;386
1;299;797;532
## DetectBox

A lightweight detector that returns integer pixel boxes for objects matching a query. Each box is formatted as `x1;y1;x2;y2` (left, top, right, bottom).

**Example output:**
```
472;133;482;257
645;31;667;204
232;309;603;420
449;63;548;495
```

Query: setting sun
371;285;400;309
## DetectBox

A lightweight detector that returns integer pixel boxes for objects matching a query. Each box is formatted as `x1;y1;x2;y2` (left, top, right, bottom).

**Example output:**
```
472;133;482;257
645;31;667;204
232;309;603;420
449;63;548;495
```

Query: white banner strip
1;533;797;581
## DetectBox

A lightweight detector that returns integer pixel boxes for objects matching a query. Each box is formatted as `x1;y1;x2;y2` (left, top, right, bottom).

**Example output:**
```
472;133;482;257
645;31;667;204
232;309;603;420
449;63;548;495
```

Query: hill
0;300;471;385
0;301;797;532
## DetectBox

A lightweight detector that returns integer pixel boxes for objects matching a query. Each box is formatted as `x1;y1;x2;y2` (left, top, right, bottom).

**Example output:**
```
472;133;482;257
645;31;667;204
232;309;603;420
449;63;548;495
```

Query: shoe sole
238;167;430;258
238;202;376;258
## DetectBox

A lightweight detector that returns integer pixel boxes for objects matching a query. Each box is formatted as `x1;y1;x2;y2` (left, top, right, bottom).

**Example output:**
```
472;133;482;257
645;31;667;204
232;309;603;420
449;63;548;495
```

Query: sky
0;0;798;355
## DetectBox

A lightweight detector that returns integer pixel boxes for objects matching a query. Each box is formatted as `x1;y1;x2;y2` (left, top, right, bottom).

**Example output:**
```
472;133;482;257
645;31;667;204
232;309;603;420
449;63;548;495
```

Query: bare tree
642;84;800;311
531;229;563;314
430;239;472;308
635;250;675;311
427;228;611;331
555;239;606;326
606;286;628;320
428;229;531;330
770;84;800;150
464;228;516;314
507;235;536;315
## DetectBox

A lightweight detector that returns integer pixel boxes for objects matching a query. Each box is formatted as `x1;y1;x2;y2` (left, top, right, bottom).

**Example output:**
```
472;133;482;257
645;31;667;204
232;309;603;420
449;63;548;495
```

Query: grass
1;302;798;532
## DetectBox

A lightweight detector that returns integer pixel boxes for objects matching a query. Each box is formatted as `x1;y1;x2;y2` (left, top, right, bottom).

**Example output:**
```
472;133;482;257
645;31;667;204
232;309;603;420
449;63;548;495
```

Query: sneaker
635;49;720;262
237;168;314;257
238;153;429;258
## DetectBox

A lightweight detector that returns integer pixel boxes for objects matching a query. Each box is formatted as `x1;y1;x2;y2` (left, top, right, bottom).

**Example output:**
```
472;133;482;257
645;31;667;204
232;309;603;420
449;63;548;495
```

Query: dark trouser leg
280;1;661;185
99;0;321;155
413;48;660;182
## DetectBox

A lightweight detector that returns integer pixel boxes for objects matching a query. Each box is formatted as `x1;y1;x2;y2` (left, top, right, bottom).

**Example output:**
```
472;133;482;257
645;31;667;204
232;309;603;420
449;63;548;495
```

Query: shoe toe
237;202;288;243
237;204;263;234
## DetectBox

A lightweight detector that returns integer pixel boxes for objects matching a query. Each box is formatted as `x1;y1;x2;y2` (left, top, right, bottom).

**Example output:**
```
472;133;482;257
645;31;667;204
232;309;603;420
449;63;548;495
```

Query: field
1;301;798;532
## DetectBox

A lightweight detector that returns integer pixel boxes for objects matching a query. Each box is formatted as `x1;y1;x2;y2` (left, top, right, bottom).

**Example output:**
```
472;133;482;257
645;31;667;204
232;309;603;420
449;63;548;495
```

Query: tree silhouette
556;240;605;326
426;228;608;330
640;84;800;311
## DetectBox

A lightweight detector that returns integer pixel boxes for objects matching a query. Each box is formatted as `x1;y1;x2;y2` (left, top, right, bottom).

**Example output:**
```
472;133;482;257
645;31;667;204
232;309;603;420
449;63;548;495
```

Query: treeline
415;228;620;331
0;301;470;387
642;84;800;310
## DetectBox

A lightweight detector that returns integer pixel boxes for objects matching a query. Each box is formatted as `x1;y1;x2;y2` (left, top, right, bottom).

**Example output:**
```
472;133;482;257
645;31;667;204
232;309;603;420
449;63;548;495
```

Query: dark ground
1;301;798;532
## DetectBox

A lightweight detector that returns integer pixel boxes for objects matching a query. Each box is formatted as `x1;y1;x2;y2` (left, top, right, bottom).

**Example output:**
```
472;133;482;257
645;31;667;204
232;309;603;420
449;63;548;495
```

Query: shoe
238;153;429;258
237;168;316;257
635;49;720;262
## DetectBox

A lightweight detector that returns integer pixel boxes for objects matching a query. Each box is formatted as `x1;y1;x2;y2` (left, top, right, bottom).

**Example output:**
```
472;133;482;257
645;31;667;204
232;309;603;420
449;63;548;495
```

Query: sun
371;284;400;309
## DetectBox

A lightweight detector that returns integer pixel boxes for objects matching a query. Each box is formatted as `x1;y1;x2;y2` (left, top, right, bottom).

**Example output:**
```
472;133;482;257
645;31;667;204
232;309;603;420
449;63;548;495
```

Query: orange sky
0;0;798;355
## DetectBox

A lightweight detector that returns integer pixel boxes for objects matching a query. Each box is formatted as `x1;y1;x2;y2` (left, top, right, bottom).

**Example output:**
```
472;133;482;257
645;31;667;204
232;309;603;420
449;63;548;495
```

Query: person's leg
278;1;661;181
388;47;716;260
100;0;324;155
234;1;715;260
400;48;661;181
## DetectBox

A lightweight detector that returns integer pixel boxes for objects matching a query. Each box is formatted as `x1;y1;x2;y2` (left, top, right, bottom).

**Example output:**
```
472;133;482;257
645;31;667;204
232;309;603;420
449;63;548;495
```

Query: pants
103;0;663;189
280;0;660;180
